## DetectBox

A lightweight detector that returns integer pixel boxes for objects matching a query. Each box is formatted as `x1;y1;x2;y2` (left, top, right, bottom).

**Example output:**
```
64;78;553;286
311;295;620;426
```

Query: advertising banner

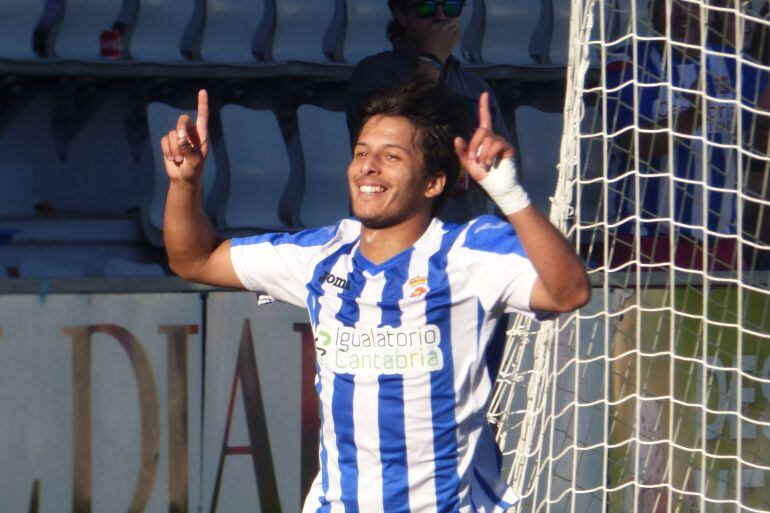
201;293;312;513
0;292;314;513
0;293;202;513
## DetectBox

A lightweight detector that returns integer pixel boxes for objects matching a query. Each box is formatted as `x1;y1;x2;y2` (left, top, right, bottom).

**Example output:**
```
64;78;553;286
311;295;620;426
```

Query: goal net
489;1;770;512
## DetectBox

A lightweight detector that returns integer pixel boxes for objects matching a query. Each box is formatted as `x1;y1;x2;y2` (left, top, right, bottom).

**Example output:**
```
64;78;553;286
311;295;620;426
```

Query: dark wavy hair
386;0;410;42
357;79;472;215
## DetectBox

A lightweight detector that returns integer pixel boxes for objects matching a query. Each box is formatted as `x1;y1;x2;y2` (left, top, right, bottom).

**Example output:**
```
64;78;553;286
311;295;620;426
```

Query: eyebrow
354;141;412;153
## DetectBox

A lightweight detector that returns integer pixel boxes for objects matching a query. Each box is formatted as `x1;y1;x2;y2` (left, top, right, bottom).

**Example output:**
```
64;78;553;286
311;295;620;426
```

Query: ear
424;171;447;199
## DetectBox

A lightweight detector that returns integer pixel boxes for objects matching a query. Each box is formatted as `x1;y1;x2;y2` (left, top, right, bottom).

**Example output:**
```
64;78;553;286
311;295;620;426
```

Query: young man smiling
162;81;589;512
346;0;513;224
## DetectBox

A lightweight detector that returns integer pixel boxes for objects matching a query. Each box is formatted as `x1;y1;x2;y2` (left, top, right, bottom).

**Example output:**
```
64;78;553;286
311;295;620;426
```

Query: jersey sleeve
230;227;338;308
460;217;541;317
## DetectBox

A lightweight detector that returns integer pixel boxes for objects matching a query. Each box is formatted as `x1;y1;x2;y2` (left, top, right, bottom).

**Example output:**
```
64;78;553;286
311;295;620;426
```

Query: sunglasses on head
410;0;465;18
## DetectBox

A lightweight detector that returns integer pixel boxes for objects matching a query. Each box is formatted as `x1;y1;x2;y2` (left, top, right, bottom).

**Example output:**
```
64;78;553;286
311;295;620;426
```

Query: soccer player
161;81;589;512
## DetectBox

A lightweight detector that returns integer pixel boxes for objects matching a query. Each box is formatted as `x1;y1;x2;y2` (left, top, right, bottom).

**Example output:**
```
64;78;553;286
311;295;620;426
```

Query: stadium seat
626;0;653;37
218;104;292;231
0;0;46;59
514;105;563;215
343;0;392;64
549;0;571;65
0;92;61;216
199;0;268;63
61;92;145;215
551;0;654;65
269;0;341;62
128;0;198;61
53;0;123;60
458;0;482;62
480;0;543;65
296;104;351;228
144;102;219;246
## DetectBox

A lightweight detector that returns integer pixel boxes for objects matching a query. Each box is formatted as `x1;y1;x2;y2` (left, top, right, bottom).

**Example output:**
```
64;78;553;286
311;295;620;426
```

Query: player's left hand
453;92;515;183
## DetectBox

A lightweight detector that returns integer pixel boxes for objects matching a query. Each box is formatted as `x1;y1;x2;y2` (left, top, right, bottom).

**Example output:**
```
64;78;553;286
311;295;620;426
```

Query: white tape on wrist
478;157;531;215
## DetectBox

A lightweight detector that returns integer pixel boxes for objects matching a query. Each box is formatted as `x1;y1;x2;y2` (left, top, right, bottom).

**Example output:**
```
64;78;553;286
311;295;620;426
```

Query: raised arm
454;93;590;313
161;89;242;288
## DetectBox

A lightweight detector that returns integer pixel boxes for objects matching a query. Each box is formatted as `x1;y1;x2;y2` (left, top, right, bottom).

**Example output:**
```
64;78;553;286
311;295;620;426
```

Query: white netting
490;1;770;512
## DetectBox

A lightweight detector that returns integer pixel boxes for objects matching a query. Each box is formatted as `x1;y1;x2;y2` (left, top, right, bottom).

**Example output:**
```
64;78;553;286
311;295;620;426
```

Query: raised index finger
196;89;209;143
478;92;492;131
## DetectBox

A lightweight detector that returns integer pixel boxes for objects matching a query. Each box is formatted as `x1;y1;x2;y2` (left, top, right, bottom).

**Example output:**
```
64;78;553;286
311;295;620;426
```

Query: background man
162;81;589;512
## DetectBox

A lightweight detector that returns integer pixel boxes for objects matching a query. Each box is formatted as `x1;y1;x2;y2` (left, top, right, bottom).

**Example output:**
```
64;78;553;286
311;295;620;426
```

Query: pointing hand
160;89;210;184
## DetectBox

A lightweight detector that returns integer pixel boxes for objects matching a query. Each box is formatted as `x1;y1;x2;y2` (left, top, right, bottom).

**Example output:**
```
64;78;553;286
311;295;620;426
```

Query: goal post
489;1;770;512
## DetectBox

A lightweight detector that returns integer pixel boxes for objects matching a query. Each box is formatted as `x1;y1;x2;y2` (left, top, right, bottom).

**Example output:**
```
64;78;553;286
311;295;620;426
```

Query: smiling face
348;114;445;230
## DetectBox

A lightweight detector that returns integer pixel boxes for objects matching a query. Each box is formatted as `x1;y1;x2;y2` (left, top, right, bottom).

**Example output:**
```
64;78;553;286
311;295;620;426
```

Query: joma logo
318;271;351;290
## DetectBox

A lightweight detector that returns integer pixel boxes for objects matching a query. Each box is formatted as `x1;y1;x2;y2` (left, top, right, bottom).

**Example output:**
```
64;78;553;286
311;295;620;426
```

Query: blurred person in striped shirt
604;0;770;270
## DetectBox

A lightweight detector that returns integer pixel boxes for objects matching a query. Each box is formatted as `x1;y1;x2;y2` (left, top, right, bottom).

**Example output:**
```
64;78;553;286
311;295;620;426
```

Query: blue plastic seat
129;0;197;61
270;0;341;62
296;103;351;228
53;0;123;60
0;0;47;59
515;105;564;215
218;104;292;231
199;0;268;63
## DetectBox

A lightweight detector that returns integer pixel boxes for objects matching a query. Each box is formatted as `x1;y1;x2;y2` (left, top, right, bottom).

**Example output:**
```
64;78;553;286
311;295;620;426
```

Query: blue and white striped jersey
605;40;767;238
231;215;539;513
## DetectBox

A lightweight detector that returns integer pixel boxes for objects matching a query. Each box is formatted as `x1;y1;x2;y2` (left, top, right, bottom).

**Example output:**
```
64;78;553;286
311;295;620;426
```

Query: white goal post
489;1;770;512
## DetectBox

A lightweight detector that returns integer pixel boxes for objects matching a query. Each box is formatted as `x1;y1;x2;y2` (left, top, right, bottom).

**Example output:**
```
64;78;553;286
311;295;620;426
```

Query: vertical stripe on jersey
426;227;464;512
378;259;411;512
315;361;330;512
307;241;358;512
352;271;385;513
400;236;439;513
333;260;367;513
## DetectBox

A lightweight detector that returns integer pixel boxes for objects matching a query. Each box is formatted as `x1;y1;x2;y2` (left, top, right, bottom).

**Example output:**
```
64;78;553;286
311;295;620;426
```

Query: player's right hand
160;89;210;185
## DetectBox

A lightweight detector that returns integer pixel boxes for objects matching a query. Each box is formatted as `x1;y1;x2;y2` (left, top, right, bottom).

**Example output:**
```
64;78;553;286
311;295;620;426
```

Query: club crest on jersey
318;271;351;290
408;276;429;298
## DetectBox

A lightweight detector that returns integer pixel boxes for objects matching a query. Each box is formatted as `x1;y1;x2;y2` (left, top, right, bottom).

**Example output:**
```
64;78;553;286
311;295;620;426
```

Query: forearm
163;179;219;279
460;93;589;312
476;158;589;311
506;205;590;311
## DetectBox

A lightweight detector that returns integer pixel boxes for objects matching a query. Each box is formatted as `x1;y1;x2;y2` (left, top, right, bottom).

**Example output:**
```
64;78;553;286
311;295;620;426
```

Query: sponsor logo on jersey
314;324;444;374
318;271;351;290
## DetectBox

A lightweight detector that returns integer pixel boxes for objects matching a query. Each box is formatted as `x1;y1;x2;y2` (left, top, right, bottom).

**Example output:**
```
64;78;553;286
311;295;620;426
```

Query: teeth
360;185;385;193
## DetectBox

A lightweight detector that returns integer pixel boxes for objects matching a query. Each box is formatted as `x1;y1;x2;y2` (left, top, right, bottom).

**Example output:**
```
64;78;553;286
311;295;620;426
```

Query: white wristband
477;157;531;215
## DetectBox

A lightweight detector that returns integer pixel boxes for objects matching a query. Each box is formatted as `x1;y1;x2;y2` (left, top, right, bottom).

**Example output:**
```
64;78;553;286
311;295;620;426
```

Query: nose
435;5;448;20
362;154;381;175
